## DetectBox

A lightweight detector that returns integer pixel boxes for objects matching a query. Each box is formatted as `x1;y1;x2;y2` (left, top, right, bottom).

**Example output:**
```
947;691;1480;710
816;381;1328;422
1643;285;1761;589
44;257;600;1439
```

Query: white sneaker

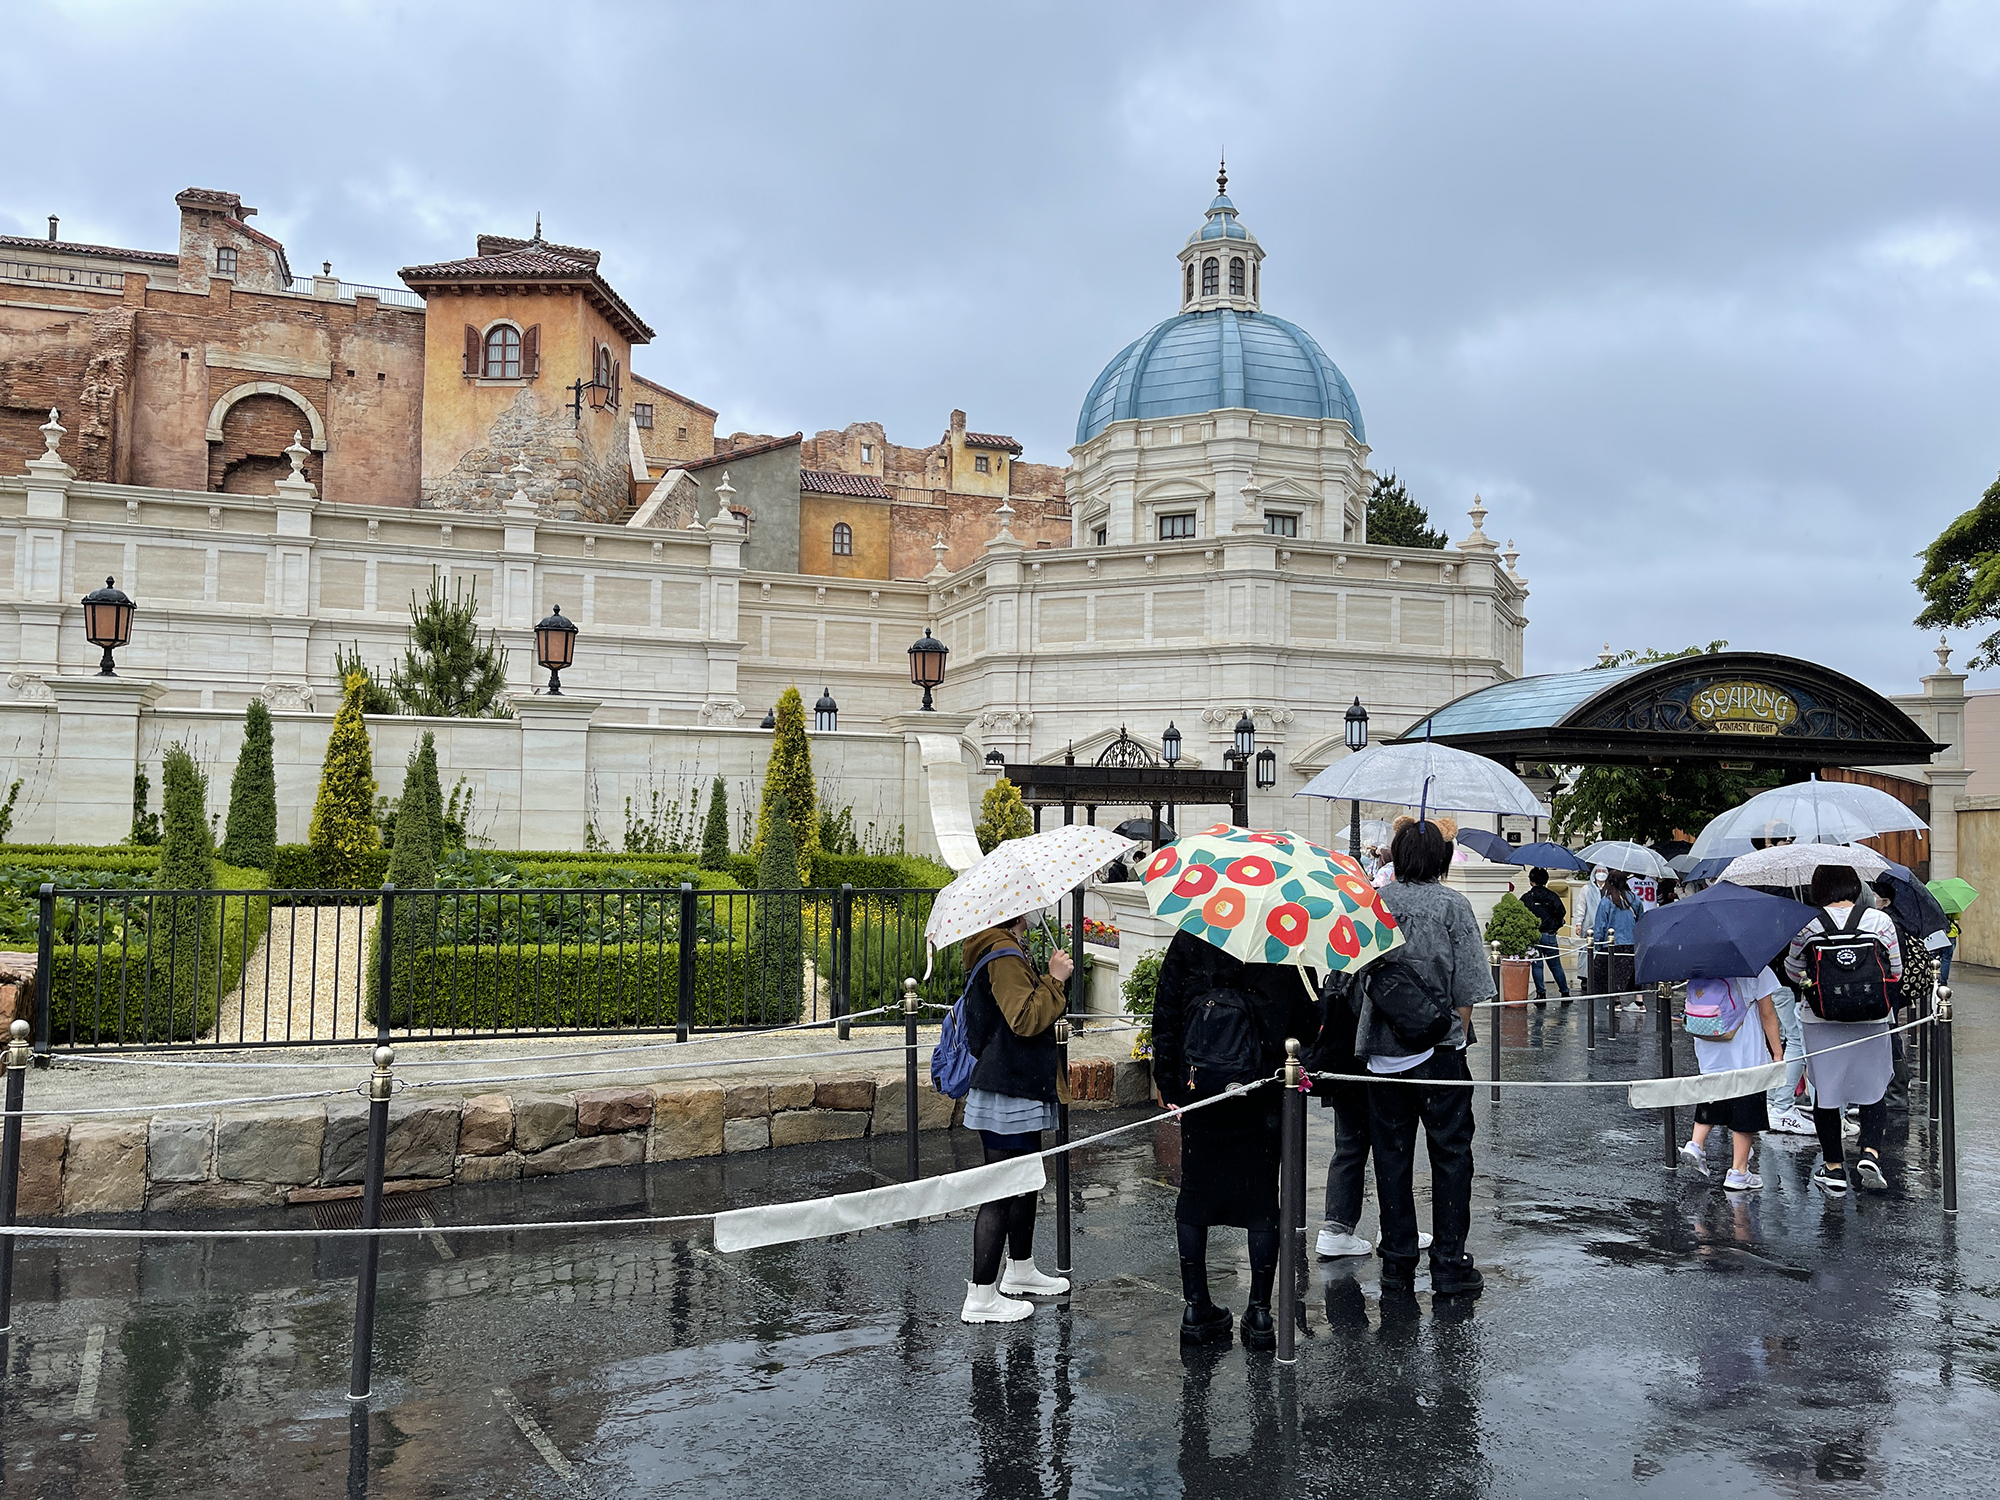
1768;1108;1817;1138
1722;1169;1762;1192
1316;1228;1372;1258
961;1280;1034;1323
1375;1231;1434;1252
1841;1112;1860;1139
1678;1140;1710;1180
999;1257;1070;1296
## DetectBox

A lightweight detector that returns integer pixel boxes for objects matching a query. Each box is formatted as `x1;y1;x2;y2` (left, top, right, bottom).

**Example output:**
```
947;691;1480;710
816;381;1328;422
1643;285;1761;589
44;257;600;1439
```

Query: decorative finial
1937;632;1953;673
1217;154;1227;196
1457;493;1496;553
928;533;951;579
714;471;735;507
1501;538;1520;576
39;408;64;458
1598;642;1617;667
285;431;309;477
533;212;542;243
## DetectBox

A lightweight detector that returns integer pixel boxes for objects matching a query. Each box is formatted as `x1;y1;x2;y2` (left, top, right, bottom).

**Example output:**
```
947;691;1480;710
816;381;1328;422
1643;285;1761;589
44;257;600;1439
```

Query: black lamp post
760;707;776;729
984;748;1005;774
81;576;135;677
1255;747;1277;789
1345;696;1370;859
1161;721;1181;766
814;687;838;733
535;605;578;695
1233;712;1257;764
907;627;949;711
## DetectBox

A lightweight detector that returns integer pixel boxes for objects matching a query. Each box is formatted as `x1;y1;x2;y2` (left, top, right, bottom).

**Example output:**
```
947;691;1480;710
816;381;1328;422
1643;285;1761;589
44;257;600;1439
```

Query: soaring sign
1688;680;1798;736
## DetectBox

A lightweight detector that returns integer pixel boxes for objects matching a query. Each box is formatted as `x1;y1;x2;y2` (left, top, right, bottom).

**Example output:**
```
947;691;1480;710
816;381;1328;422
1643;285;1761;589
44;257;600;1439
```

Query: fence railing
32;882;951;1053
282;274;424;308
0;258;129;292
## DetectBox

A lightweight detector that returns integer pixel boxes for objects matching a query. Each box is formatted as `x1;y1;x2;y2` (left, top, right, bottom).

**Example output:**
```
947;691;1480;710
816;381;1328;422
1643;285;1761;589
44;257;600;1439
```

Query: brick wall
207;390;323;493
0;301;140;482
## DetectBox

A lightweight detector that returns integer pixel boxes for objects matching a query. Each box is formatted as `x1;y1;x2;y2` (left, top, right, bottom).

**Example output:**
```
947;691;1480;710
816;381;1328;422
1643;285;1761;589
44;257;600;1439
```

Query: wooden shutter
464;325;480;376
612;359;621;409
522;324;540;378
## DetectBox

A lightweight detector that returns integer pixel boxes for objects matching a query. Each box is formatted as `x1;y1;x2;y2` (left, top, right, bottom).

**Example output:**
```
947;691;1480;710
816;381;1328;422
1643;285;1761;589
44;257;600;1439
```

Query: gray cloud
10;0;1998;692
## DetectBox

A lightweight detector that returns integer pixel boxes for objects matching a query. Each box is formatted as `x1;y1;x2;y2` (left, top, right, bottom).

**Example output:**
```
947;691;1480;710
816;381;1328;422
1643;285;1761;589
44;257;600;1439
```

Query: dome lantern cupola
1178;158;1263;313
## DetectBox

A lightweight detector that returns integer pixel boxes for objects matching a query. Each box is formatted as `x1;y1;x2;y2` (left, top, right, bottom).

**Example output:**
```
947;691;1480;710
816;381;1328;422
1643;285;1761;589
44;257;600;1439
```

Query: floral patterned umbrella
1141;824;1404;974
924;824;1136;963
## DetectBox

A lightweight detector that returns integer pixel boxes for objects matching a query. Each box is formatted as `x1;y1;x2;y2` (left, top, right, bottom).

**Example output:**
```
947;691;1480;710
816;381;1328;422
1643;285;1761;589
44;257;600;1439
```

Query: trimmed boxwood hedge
380;940;770;1030
813;852;953;890
272;843;392;894
44;862;272;1046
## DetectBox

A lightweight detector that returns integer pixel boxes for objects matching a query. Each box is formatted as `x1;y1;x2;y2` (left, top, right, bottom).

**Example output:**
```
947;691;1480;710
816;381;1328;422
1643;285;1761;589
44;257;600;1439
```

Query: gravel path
211;904;372;1045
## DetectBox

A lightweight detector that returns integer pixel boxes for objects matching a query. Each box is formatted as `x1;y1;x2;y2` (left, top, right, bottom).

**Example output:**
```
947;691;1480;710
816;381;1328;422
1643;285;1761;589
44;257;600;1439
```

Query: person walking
1592;870;1641;1008
958;913;1074;1323
1574;867;1607;992
1870;875;1937;1115
1153;930;1321;1349
1785;865;1902;1196
1519;867;1572;1003
1358;818;1491;1297
1677;969;1785;1192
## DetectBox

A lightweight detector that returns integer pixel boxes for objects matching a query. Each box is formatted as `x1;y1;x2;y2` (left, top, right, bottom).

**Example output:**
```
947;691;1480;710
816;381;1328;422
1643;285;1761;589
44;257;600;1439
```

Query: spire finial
1217;153;1227;196
532;212;542;243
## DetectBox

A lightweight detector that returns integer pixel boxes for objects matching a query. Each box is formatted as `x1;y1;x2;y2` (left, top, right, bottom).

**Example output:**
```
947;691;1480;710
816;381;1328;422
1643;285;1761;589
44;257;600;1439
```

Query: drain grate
308;1188;437;1230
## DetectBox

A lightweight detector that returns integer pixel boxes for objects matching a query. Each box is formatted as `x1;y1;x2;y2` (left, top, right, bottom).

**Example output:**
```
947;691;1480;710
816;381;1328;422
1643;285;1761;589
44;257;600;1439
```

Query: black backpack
1182;986;1270;1098
1799;905;1893;1023
1362;948;1455;1051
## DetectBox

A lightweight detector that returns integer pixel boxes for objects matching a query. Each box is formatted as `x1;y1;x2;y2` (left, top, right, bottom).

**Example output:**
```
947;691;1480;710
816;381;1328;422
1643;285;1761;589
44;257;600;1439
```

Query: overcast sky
11;1;2000;693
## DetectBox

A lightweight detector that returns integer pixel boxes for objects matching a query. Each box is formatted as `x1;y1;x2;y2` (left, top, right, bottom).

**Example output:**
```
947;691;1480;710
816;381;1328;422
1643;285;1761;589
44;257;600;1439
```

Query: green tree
1365;471;1447;549
754;790;805;1016
411;731;446;863
1483;892;1542;957
309;673;382;888
220;700;278;870
129;768;161;846
0;778;21;845
975;775;1033;854
1916;471;2000;666
1547;642;1782;847
698;777;731;871
332;642;397;715
390;575;511;718
157;742;214;998
377;751;439;1017
757;686;819;884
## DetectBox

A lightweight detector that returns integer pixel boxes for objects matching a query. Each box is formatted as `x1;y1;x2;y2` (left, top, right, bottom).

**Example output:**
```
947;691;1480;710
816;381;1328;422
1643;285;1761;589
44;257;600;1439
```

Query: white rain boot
961;1280;1034;1323
1000;1257;1071;1296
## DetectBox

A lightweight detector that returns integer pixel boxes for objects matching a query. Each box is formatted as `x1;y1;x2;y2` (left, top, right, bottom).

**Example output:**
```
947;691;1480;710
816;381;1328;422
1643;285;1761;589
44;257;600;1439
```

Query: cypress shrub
308;673;381;889
756;686;818;884
156;742;213;1014
413;731;446;864
374;749;439;1016
699;777;730;871
220;700;278;870
753;790;804;1015
975;775;1033;854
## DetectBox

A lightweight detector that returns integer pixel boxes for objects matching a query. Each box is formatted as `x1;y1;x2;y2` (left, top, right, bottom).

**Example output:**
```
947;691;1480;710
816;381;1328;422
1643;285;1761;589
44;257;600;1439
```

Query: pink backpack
1683;977;1750;1040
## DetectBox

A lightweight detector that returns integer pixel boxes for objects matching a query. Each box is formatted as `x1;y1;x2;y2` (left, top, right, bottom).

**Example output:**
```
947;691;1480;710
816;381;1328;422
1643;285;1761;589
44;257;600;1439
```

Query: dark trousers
1322;1079;1372;1231
1814;1101;1887;1167
1531;935;1569;998
1368;1048;1475;1264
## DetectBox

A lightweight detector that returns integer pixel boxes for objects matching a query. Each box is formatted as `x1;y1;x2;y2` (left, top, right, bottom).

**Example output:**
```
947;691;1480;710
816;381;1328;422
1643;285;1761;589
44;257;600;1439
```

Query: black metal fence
32;882;954;1053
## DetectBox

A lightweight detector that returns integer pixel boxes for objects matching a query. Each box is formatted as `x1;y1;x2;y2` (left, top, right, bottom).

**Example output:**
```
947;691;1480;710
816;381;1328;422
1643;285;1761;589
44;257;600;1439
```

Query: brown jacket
962;923;1069;1103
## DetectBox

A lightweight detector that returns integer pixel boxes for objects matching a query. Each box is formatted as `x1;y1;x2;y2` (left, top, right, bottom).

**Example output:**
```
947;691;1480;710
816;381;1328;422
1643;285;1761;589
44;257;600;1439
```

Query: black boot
1240;1302;1276;1351
1242;1228;1278;1350
1429;1250;1485;1297
1380;1254;1419;1292
1182;1300;1234;1346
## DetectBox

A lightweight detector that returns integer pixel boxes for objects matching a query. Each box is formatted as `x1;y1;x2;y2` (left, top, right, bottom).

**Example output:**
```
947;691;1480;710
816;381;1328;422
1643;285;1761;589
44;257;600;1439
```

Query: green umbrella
1927;877;1981;915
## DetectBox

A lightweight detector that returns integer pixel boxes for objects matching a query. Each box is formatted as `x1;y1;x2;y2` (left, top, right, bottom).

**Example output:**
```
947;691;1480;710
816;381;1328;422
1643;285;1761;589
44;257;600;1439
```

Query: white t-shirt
1691;968;1779;1076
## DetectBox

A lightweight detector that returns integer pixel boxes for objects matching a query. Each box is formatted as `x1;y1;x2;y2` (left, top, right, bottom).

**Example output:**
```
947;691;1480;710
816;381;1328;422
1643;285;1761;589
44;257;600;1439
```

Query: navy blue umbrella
1509;840;1588;872
1454;827;1515;862
1634;881;1818;984
1873;869;1949;940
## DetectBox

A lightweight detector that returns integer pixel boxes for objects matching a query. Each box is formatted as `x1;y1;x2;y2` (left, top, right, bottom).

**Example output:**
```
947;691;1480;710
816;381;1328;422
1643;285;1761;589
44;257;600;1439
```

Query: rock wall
419;386;629;522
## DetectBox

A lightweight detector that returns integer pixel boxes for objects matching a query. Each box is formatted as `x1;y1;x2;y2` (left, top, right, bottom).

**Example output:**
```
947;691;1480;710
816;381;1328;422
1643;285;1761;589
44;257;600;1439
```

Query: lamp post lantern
534;605;578;695
814;687;838;733
907;627;949;711
1161;721;1181;767
760;707;776;730
1344;697;1370;859
81;576;135;677
1255;747;1277;790
984;748;1005;774
1233;712;1257;764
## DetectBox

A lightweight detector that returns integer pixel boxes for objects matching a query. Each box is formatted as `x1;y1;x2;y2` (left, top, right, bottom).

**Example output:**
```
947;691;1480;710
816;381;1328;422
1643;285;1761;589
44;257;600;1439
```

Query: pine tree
754;790;804;1016
699;776;731;871
756;686;819;885
378;753;439;1021
220;699;278;870
309;673;381;888
1365;472;1448;549
332;642;396;715
975;775;1034;854
390;575;512;718
412;731;445;863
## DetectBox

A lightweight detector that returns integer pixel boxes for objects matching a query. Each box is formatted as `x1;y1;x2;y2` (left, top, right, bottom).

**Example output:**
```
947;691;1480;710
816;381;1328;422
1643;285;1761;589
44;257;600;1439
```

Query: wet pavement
4;977;1998;1498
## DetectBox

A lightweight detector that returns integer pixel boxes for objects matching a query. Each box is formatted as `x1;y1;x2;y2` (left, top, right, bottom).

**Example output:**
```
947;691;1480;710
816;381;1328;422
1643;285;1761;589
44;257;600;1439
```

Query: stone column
265;434;319;709
701;481;746;722
884;710;981;871
1919;639;1970;879
497;457;541;692
15;411;76;691
515;695;599;851
47;677;165;845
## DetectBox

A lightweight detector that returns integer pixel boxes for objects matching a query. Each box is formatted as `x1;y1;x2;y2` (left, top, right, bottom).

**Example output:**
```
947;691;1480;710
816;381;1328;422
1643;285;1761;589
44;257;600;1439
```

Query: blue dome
1190;194;1251;242
1075;310;1366;446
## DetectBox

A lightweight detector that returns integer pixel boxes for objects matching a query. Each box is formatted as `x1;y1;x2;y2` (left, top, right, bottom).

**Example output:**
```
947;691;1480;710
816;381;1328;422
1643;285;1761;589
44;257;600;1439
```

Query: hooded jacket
962;924;1069;1102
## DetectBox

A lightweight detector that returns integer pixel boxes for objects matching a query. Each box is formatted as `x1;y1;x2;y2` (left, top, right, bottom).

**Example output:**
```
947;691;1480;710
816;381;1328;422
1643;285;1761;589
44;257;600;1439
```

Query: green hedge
45;863;272;1046
0;851;164;877
813;852;953;890
272;843;392;894
377;940;771;1029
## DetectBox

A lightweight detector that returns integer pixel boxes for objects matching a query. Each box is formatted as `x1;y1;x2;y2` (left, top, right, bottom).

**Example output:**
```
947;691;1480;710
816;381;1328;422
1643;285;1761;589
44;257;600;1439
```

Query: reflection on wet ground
4;983;1999;1497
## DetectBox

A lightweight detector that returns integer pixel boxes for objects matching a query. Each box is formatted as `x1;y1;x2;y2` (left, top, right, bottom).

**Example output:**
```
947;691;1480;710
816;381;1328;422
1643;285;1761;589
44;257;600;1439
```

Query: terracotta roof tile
0;235;174;266
476;233;600;267
398;237;654;343
964;431;1022;453
800;468;892;498
680;432;802;472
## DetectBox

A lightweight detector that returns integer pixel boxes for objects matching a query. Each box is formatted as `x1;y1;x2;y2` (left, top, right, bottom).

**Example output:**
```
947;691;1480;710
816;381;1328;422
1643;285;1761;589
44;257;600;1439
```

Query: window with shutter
612;359;621;409
464;325;480;376
522;324;540;378
482;324;521;379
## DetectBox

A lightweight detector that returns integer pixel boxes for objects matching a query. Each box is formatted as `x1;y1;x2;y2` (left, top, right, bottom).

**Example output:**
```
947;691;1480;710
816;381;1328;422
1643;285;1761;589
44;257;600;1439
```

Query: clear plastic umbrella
1577;840;1675;878
1295;741;1543;819
1688;779;1928;861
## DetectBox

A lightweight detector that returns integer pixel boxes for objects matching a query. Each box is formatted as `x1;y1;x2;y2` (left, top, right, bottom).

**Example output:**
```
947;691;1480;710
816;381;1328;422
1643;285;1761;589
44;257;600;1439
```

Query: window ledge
471;377;531;387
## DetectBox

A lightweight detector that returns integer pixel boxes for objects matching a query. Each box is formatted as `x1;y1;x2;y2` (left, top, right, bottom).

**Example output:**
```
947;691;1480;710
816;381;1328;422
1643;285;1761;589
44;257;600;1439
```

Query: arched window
595;343;612;390
1252;262;1259;301
1184;262;1194;303
1201;257;1219;296
483;324;521;379
832;522;853;556
1229;257;1245;296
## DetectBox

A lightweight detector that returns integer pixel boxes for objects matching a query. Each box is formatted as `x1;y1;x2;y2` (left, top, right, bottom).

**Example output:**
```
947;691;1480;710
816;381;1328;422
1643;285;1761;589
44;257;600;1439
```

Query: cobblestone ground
3;977;1996;1498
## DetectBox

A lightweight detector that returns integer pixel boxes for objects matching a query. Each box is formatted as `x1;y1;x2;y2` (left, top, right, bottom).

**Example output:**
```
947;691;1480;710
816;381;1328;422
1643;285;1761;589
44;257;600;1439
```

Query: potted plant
1483;892;1542;1006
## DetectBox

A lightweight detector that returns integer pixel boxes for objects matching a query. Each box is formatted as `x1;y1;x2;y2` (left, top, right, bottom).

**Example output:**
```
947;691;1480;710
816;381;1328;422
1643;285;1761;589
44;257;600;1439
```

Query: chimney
950;409;967;438
47;215;58;242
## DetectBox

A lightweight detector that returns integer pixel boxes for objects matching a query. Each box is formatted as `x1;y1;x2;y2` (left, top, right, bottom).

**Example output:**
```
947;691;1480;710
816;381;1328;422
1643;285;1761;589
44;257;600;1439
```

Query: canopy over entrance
1397;652;1944;772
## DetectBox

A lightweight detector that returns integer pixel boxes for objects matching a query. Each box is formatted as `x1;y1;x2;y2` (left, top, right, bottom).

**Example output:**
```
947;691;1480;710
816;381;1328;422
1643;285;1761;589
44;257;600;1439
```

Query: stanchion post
1488;941;1501;1104
1584;948;1597;1050
902;977;921;1182
1927;981;1941;1123
1070;887;1085;1017
676;882;696;1044
1657;982;1677;1170
1054;1018;1072;1278
1919;978;1932;1085
0;1019;31;1335
1278;1039;1303;1365
1937;985;1956;1213
348;1044;394;1403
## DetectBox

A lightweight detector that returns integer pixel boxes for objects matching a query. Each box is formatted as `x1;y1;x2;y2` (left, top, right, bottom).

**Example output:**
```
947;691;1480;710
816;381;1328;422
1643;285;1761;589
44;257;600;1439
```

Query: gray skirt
1801;1017;1893;1109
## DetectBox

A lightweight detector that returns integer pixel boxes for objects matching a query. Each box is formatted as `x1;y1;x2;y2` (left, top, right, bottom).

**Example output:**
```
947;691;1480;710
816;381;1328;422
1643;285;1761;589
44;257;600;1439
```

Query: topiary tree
699;776;731;871
754;790;805;1016
975;775;1033;854
390;575;511;718
756;686;819;885
220;699;278;870
1483;892;1542;959
156;742;214;1019
309;672;381;889
411;731;445;863
376;750;439;1019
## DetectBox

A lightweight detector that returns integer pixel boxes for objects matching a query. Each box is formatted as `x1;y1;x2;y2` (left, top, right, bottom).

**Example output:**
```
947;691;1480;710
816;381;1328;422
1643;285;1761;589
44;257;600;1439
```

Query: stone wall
419;386;628;523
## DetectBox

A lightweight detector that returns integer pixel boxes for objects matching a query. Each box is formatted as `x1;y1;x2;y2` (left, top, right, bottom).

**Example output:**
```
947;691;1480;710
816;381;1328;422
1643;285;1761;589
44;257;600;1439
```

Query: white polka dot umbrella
924;824;1137;969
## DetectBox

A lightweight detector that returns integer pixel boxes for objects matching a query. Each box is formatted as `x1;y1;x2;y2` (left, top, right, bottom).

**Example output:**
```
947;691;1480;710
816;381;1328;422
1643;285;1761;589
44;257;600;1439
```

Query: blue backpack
930;944;1026;1099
